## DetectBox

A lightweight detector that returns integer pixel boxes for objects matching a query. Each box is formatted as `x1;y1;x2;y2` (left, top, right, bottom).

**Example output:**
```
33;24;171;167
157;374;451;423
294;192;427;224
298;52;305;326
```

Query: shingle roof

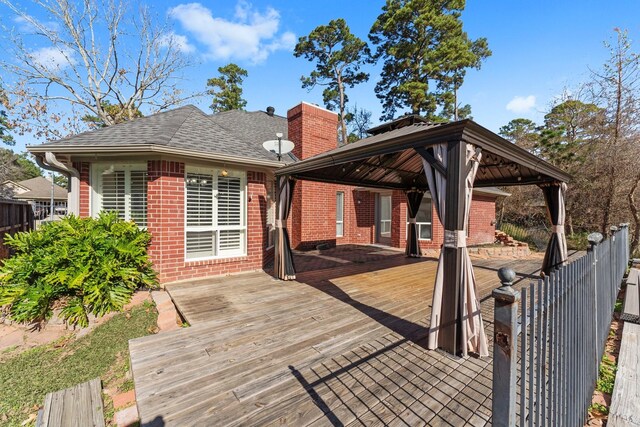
36;105;286;163
11;177;67;200
208;109;296;162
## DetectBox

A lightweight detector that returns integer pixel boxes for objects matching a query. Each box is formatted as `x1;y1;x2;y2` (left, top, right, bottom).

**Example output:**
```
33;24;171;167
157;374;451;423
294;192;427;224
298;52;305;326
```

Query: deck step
37;378;105;427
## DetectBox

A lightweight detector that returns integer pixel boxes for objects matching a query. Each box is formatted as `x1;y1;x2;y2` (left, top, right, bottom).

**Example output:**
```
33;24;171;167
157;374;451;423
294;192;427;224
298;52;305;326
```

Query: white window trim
407;195;433;241
90;162;147;226
184;166;247;261
336;191;344;237
380;195;392;238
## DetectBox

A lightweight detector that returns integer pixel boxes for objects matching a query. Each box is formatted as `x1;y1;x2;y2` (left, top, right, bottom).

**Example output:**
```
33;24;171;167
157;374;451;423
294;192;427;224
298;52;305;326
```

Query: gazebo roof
276;119;571;189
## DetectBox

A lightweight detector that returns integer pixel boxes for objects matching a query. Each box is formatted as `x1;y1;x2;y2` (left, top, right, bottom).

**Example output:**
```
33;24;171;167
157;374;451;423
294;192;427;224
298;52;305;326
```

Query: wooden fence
492;224;629;426
1;199;34;259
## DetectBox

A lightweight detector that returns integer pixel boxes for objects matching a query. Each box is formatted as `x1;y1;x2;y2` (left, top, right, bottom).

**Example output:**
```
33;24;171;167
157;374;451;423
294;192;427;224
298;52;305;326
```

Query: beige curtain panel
274;176;296;280
541;182;568;276
424;143;489;357
405;190;424;257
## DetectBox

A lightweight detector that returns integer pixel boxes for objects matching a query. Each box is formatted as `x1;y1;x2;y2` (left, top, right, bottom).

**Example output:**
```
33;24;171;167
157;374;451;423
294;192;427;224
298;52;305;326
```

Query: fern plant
0;212;157;327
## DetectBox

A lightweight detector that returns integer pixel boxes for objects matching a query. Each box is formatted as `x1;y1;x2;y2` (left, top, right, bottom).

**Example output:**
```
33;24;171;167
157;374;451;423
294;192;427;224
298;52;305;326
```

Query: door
376;194;392;245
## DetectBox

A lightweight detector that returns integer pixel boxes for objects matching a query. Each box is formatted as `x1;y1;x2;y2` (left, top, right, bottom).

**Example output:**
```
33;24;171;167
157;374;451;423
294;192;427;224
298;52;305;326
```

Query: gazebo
273;118;571;357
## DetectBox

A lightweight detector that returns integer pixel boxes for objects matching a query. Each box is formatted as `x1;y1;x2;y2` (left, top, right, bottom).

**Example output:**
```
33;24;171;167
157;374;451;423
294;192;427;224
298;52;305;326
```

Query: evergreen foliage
294;18;371;143
369;0;491;121
207;64;248;113
0;213;157;327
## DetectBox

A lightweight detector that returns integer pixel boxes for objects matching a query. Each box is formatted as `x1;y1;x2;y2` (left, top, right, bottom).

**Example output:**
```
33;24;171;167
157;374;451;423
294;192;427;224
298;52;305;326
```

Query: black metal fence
492;224;629;427
0;199;34;260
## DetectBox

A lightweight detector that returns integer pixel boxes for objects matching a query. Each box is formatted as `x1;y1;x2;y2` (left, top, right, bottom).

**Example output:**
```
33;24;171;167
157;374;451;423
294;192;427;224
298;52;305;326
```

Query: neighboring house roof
0;180;30;194
29;105;286;167
2;176;67;201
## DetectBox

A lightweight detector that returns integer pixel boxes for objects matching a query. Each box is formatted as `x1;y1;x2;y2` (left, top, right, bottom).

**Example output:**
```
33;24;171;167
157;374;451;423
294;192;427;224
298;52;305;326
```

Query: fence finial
493;267;519;303
498;267;516;286
587;232;603;251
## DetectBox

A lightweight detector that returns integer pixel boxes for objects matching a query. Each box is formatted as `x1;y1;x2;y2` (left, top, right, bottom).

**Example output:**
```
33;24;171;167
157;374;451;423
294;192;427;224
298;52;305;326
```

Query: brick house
28;102;507;284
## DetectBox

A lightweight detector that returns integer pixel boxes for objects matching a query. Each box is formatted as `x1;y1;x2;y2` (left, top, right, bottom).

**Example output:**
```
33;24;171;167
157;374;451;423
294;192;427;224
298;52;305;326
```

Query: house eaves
27;144;286;169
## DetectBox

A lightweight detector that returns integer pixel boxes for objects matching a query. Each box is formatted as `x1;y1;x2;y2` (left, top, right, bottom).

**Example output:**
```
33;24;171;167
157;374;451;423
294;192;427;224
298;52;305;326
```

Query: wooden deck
609;322;640;427
129;246;550;426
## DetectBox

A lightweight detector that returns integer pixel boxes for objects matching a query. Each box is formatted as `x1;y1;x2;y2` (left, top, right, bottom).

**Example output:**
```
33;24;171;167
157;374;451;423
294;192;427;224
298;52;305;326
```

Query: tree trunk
628;174;640;256
601;165;617;236
337;73;347;145
567;214;574;237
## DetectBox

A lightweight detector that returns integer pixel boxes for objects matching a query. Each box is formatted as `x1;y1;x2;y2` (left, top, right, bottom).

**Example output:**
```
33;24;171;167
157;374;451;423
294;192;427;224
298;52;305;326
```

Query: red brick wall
288;103;344;250
146;162;270;283
467;195;497;246
77;160;271;284
73;162;90;217
145;160;185;282
336;187;375;245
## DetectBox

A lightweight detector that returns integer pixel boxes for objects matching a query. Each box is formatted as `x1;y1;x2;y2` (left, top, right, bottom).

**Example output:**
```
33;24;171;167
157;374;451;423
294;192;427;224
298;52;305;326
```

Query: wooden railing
492;225;629;426
1;200;34;259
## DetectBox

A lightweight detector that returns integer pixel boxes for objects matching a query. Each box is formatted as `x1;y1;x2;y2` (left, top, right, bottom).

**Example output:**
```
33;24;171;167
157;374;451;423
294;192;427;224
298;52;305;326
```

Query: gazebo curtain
405;191;424;257
274;176;296;280
541;182;568;276
424;143;489;357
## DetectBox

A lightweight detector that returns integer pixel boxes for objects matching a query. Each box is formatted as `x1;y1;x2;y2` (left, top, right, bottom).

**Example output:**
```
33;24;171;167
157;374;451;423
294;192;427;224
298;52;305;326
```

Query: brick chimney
287;102;339;249
287;102;338;160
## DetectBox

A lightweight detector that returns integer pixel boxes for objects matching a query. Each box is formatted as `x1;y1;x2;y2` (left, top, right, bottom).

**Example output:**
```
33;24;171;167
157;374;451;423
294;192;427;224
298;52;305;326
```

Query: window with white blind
91;164;147;227
407;197;433;240
185;167;246;260
380;195;391;237
336;191;344;237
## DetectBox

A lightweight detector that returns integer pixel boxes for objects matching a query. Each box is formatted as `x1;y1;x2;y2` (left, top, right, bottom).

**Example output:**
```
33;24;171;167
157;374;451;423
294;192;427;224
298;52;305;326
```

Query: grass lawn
0;301;158;427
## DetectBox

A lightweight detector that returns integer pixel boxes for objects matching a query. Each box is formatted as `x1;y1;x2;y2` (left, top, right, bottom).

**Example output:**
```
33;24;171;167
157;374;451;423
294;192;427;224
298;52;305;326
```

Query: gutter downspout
35;152;80;216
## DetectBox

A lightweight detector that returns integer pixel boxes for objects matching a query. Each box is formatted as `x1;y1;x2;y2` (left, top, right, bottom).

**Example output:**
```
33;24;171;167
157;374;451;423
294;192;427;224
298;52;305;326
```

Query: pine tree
207;64;248;113
295;19;371;143
369;0;490;121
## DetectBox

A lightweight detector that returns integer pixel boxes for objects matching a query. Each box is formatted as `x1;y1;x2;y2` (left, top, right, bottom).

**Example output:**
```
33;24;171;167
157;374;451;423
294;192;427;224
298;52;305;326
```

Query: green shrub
566;232;589;251
0;212;157;327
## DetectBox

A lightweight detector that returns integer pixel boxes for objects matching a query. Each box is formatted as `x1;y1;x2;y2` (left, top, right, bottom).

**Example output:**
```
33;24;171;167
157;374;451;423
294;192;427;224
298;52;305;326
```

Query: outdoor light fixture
221;169;228;177
101;165;115;175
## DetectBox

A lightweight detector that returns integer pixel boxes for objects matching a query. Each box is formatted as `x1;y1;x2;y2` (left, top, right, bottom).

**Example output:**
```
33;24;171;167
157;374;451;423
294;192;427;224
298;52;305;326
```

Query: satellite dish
262;137;295;160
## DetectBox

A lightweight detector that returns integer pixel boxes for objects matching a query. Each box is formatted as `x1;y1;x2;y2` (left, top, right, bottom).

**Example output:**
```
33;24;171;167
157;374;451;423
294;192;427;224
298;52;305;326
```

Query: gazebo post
440;139;468;355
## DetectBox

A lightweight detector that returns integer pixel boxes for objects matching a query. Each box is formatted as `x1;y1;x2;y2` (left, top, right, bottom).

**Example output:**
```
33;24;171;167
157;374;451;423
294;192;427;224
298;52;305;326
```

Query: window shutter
185;172;215;259
101;170;126;219
217;176;242;252
186;230;215;259
130;171;148;226
186;173;214;226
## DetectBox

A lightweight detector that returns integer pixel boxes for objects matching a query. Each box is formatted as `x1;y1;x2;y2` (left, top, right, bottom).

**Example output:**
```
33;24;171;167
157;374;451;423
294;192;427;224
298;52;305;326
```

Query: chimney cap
266;106;275;116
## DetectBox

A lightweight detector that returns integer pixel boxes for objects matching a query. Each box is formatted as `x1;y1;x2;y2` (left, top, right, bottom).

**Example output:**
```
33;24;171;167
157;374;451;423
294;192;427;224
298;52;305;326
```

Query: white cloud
13;15;60;33
159;32;196;53
506;95;536;114
28;46;76;71
168;2;296;64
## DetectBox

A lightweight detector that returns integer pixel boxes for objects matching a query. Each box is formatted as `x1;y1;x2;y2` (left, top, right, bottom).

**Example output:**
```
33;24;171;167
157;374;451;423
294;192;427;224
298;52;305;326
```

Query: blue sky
3;0;640;153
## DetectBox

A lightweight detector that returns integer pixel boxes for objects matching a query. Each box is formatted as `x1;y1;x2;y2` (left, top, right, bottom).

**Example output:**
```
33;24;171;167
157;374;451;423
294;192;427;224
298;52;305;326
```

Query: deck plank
130;247;546;426
609;322;640;427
